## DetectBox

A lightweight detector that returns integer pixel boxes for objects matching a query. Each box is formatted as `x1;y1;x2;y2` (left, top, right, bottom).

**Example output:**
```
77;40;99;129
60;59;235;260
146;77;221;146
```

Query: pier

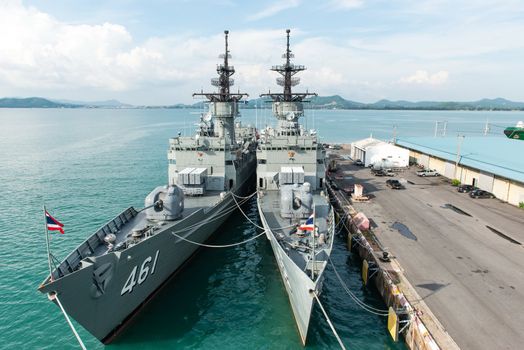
326;146;524;350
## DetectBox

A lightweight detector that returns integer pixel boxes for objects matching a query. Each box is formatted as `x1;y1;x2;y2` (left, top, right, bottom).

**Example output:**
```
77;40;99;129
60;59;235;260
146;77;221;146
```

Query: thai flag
299;212;315;231
46;210;64;234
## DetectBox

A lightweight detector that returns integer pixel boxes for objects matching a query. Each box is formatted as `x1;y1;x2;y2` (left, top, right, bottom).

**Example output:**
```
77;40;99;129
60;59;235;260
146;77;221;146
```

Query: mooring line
313;291;347;350
54;295;87;350
328;257;389;316
171;230;266;248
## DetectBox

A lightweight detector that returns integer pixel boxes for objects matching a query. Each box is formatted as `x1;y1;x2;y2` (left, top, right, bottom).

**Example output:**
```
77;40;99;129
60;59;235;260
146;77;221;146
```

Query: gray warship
256;30;335;345
38;30;256;343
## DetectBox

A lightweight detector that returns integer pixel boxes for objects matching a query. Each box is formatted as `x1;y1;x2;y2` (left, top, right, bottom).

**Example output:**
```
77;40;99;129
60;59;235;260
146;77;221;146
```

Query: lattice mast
193;30;247;103
261;29;317;135
193;30;248;145
261;29;317;103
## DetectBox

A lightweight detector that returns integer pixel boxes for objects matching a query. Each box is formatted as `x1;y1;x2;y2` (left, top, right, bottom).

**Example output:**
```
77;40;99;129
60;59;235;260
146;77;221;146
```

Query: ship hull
257;197;328;345
39;165;255;343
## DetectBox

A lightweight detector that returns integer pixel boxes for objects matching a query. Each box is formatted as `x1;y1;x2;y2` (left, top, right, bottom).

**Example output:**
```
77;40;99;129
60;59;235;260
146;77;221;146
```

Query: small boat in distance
504;121;524;140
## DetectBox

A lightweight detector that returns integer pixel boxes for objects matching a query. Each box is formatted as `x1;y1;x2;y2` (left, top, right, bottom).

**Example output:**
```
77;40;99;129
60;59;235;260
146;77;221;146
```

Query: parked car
469;189;495;199
372;168;395;177
384;169;395;177
416;169;439;177
386;179;403;189
353;159;364;166
457;184;477;193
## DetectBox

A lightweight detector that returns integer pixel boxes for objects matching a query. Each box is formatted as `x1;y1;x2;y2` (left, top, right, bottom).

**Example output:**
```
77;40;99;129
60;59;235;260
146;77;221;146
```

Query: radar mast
193;30;248;102
261;29;317;102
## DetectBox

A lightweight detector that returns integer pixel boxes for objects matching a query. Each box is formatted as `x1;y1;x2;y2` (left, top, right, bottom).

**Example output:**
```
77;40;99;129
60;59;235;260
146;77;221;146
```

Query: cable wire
231;191;296;231
313;291;347;350
328;257;389;316
54;295;87;350
171;230;266;248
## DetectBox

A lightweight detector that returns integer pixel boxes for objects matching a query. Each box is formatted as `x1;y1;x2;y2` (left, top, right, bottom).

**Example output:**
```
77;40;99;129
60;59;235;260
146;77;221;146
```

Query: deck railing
51;207;137;280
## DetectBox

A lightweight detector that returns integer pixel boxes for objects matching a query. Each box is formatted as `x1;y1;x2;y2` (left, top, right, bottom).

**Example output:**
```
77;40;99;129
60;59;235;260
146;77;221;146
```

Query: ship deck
50;191;225;280
259;190;331;272
93;191;225;257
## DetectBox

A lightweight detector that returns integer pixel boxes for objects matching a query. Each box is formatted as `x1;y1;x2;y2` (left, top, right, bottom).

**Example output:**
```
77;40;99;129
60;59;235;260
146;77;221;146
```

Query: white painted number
138;256;151;284
121;250;160;296
121;266;137;295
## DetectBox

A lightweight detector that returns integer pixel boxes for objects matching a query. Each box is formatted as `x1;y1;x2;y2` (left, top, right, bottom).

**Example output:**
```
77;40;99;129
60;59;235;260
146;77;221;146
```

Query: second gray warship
256;29;335;345
38;30;256;343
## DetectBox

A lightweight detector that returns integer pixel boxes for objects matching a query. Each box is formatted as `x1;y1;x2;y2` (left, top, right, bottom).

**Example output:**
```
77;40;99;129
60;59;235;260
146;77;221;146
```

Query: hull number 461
121;250;159;296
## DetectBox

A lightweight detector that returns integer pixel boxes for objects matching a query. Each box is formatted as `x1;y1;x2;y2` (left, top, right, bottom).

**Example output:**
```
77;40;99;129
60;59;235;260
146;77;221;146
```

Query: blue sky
1;0;523;104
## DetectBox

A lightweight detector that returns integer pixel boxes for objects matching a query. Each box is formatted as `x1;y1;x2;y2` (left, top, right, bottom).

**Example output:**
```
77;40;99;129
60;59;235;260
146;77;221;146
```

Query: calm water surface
0;108;519;349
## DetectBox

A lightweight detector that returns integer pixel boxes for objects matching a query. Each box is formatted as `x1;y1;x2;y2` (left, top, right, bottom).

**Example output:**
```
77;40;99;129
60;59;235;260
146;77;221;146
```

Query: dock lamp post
454;134;465;181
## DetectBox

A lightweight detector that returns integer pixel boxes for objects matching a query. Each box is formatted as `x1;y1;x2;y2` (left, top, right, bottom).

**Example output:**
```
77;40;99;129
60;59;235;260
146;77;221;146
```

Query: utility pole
454;134;465;180
484;119;490;136
393;125;397;143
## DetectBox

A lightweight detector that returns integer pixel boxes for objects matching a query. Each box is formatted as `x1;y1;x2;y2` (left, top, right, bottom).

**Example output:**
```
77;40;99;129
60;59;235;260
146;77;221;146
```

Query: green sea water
0;108;518;349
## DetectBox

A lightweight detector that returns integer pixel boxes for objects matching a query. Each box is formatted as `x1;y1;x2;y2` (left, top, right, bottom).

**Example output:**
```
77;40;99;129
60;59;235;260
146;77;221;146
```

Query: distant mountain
308;97;524;110
241;96;524;110
309;95;366;109
472;98;524;109
365;98;524;110
51;99;133;108
0;97;80;108
1;96;523;110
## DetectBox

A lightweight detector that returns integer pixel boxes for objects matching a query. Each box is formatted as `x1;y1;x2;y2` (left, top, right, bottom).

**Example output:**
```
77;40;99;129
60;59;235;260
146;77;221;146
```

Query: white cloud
329;0;364;10
0;1;191;93
400;70;449;85
0;3;292;103
0;1;522;104
246;0;301;21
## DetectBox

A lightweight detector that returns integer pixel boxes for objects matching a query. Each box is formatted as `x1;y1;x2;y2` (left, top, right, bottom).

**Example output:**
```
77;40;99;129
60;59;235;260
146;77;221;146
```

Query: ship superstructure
38;30;256;344
256;29;335;345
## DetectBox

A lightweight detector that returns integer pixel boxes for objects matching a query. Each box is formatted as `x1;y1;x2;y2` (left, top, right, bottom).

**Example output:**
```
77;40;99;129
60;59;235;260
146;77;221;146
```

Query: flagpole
43;205;53;279
311;208;315;281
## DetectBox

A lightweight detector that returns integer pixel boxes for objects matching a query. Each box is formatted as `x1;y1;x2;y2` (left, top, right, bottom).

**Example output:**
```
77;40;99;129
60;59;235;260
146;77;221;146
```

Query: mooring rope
171;230;267;248
313;291;347;350
230;190;258;200
169;193;252;235
169;190;264;248
231;190;266;230
231;190;299;231
328;257;389;316
54;295;87;350
169;190;296;248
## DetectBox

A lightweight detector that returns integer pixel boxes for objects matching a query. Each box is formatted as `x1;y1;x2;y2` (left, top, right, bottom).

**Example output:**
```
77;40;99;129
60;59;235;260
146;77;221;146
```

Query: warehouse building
396;137;524;206
350;137;409;168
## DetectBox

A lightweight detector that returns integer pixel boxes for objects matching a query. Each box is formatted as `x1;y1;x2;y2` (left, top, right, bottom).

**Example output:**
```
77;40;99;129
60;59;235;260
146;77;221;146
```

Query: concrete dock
328;151;524;350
